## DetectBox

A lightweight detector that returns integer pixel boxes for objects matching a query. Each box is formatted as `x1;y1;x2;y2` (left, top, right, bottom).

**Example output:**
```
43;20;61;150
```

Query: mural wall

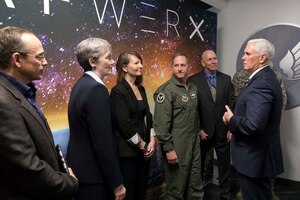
1;0;217;192
1;0;217;129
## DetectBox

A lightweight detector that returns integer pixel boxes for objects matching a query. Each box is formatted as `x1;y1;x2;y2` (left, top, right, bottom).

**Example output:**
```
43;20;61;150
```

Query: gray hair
247;38;275;64
76;37;112;71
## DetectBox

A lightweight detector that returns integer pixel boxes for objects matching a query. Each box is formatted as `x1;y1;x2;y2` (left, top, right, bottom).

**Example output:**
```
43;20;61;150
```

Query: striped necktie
210;75;216;102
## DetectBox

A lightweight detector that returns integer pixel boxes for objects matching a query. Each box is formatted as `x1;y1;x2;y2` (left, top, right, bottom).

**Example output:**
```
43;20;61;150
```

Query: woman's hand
144;136;156;159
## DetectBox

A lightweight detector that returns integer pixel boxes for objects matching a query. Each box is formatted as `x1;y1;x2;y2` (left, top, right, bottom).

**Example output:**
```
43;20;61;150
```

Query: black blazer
0;75;77;200
67;74;122;190
189;71;233;140
111;79;153;157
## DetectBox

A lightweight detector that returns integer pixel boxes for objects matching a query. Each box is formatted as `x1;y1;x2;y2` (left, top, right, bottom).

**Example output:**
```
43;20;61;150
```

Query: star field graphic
0;0;217;130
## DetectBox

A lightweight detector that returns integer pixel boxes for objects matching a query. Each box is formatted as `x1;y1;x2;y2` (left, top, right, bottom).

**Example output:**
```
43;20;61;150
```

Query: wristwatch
141;142;148;151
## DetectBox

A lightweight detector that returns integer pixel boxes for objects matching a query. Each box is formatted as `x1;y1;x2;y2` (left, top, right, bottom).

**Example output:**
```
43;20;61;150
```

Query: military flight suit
153;75;204;200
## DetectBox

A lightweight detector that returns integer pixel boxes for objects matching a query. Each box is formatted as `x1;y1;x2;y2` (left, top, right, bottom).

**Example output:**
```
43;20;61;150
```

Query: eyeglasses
18;52;46;62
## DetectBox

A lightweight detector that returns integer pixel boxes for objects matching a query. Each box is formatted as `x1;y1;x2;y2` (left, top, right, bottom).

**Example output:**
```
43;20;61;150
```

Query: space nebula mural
1;0;217;192
0;0;217;129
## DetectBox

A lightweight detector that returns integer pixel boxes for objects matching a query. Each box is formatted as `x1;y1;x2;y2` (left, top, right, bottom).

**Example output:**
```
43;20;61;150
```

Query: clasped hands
139;137;156;160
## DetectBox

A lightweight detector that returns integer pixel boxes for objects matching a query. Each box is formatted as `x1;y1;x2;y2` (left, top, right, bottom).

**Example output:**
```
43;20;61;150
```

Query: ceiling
185;0;228;11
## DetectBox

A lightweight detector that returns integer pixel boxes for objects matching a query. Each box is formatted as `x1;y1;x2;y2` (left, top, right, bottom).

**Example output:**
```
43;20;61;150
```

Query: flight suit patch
156;93;165;103
182;94;189;102
190;92;197;99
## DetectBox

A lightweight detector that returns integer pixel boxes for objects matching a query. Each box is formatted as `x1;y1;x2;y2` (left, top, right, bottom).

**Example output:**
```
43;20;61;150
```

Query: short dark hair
116;51;143;86
172;52;189;65
0;26;33;69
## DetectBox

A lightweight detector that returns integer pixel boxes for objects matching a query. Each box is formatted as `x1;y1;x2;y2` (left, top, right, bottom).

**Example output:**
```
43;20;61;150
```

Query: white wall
217;0;300;181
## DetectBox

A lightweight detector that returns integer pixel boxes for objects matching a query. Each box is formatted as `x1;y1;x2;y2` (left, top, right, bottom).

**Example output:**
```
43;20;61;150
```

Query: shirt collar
171;74;190;88
0;72;35;97
249;65;268;80
85;71;105;86
204;68;216;79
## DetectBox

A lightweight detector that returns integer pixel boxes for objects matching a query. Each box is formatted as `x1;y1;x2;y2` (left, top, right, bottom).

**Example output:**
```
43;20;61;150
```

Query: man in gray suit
0;26;78;199
189;50;233;200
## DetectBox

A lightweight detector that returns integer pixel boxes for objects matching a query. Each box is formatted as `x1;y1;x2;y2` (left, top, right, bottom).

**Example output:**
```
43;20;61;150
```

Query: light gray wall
217;0;300;181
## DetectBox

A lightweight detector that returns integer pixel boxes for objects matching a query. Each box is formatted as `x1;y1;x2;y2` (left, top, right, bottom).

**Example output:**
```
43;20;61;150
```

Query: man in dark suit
0;26;78;199
189;50;233;200
223;38;284;200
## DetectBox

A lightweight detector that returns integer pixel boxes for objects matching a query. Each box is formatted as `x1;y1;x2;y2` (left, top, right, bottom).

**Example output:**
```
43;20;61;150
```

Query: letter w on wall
93;0;126;28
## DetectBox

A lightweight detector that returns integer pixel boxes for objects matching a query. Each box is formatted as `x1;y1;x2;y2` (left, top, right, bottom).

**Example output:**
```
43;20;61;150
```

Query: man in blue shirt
189;50;233;200
0;26;78;199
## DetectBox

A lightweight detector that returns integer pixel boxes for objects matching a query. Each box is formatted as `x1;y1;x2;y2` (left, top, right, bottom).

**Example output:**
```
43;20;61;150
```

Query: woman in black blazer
111;51;156;200
67;38;126;200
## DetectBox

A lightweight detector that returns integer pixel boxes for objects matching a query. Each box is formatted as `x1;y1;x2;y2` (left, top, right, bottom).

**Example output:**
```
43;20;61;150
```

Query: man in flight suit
153;53;204;200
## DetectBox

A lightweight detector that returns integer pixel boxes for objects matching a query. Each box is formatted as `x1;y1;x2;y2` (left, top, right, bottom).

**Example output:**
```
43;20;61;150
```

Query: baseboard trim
276;177;300;190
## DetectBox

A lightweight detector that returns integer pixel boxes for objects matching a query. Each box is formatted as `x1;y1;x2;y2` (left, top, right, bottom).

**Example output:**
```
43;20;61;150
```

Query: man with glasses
0;26;78;199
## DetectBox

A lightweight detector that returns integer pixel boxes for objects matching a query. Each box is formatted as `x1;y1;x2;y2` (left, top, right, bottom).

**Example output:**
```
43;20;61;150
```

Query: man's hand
199;129;208;140
226;131;232;142
223;105;233;125
68;168;78;181
166;150;178;164
114;184;126;200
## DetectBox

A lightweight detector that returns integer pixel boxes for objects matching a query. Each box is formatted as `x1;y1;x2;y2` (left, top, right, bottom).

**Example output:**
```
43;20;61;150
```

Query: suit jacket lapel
215;71;222;102
238;66;271;97
0;76;56;147
20;98;55;144
121;79;143;120
246;66;270;87
139;86;150;124
200;71;215;102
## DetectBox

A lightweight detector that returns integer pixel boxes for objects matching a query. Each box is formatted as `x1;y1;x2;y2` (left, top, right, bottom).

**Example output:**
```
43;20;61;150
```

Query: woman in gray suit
111;51;156;200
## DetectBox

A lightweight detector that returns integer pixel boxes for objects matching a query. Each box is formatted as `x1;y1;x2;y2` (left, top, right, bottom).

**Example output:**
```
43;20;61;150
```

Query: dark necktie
210;75;216;102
